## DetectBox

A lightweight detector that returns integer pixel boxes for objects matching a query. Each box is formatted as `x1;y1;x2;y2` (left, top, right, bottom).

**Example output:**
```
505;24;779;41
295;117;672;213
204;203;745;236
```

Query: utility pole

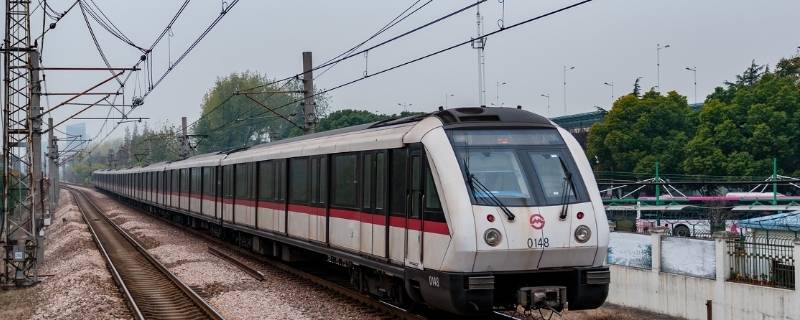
301;52;316;134
47;118;57;222
179;116;190;159
540;94;550;117
472;5;487;106
3;0;39;286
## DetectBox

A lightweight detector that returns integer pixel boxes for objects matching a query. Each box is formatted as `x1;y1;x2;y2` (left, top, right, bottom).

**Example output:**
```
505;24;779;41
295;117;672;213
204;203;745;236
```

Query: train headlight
574;225;592;243
484;228;502;247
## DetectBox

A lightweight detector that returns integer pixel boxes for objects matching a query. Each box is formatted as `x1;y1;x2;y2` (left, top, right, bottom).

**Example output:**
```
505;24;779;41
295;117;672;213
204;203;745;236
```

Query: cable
148;0;191;52
79;1;124;86
143;0;240;98
315;0;432;80
81;0;145;51
244;0;486;93
240;0;596;127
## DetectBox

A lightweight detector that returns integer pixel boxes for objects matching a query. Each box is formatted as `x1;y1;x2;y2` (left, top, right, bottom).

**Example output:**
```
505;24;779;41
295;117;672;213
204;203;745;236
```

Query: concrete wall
606;231;800;320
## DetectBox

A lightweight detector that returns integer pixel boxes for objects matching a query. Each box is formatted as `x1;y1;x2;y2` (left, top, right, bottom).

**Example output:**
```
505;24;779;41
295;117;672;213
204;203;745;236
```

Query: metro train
92;107;610;315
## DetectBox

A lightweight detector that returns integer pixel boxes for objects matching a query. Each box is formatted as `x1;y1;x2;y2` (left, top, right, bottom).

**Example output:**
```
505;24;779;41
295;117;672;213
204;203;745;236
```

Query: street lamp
685;66;697;105
563;66;575;115
656;43;671;91
397;103;412;113
540;93;551;116
445;93;455;108
603;81;614;106
496;81;507;107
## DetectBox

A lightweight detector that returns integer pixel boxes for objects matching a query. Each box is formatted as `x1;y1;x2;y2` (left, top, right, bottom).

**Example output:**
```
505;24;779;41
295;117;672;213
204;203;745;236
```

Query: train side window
310;158;320;204
320;156;328;205
333;154;358;208
276;159;286;201
375;152;386;210
362;153;373;209
289;158;309;203
236;163;252;200
223;165;234;198
258;161;275;201
389;148;407;216
182;168;191;194
192;168;202;196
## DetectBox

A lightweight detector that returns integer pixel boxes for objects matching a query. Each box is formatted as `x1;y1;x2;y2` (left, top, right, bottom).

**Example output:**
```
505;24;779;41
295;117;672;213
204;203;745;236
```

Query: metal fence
726;235;795;289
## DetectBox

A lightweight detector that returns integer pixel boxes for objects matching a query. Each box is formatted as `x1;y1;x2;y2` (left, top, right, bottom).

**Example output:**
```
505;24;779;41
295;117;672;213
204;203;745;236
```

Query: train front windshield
448;129;589;207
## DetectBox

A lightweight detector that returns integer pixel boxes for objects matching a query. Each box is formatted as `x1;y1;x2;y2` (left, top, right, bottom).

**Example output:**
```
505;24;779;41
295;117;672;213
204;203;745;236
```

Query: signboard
661;237;716;279
607;232;652;269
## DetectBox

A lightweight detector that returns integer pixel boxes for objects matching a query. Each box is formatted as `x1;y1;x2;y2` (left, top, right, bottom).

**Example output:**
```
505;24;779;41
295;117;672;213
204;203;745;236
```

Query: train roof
95;107;557;174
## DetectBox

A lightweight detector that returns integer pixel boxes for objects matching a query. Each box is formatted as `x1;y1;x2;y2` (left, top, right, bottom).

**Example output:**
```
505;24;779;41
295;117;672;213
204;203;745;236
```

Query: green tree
683;58;800;176
587;90;694;174
193;72;329;153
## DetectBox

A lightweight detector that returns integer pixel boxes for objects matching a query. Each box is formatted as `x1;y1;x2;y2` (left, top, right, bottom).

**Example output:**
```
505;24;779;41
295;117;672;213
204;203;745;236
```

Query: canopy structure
738;212;800;232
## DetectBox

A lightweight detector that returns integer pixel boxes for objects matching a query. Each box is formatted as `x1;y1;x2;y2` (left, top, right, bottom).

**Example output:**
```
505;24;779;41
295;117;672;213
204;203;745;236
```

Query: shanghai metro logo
529;214;545;230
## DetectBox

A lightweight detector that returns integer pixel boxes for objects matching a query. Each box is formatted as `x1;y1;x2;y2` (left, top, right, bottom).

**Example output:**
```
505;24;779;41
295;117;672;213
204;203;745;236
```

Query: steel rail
90;186;426;320
65;185;225;320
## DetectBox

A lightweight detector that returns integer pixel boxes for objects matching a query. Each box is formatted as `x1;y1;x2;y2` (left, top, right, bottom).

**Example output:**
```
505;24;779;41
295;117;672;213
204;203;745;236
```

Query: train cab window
333;154;358;208
375;153;385;210
362;153;373;209
410;156;422;219
424;168;442;211
223;165;234;198
289;158;309;203
389;149;407;216
258;161;275;201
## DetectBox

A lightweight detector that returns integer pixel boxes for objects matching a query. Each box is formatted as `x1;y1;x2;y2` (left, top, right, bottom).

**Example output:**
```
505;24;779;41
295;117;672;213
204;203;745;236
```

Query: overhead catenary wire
216;0;596;133
243;0;487;93
185;0;477;135
80;0;242;158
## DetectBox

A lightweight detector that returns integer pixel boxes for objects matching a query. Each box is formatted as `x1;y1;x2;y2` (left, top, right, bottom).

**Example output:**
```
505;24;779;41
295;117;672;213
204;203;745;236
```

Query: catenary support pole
302;52;316;133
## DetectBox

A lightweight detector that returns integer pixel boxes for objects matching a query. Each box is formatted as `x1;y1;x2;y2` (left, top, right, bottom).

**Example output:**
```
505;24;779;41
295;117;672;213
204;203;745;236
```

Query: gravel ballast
0;190;132;320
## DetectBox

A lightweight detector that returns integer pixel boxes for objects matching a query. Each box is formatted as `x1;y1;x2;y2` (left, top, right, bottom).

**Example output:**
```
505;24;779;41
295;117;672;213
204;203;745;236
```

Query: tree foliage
588;55;800;177
587;90;694;174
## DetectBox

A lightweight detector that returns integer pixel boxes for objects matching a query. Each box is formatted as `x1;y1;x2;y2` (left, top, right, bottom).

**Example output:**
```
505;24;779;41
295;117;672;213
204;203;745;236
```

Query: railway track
65;186;224;320
74;186;428;320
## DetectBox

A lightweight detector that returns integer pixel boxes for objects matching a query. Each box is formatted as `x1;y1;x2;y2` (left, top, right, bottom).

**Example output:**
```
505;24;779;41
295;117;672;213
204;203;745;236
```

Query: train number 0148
527;237;550;248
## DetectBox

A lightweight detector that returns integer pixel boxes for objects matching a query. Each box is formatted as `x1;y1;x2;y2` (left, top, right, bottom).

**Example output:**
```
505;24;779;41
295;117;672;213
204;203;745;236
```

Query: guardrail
726;235;795;289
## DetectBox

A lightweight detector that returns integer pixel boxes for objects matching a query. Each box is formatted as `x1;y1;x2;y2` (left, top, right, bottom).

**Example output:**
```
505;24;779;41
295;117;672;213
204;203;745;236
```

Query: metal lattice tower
2;0;39;286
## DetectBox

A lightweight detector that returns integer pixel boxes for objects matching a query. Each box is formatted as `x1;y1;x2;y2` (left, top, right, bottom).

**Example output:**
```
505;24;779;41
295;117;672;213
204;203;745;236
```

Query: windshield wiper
557;157;576;220
464;163;515;221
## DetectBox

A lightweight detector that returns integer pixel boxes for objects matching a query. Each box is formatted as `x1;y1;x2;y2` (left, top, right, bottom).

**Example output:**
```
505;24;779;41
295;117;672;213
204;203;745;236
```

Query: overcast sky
30;0;800;144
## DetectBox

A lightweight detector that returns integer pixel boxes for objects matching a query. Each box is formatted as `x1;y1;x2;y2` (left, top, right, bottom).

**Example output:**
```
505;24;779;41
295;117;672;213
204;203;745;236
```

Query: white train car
92;107;610;315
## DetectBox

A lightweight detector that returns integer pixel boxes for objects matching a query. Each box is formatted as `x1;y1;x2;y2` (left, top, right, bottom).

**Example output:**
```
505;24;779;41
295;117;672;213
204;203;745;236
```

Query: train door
405;146;424;269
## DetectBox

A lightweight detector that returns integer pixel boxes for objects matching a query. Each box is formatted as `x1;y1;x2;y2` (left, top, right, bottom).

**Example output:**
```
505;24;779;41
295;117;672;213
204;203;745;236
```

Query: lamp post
603;81;614;106
445;93;455;108
540;93;551;116
496;81;507;107
563;66;575;115
656;43;671;91
397;103;412;113
685;66;697;105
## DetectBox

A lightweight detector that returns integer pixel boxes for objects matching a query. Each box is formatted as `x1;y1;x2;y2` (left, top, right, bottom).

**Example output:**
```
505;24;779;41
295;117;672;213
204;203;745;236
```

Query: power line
244;0;487;93
224;0;596;132
315;0;432;80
